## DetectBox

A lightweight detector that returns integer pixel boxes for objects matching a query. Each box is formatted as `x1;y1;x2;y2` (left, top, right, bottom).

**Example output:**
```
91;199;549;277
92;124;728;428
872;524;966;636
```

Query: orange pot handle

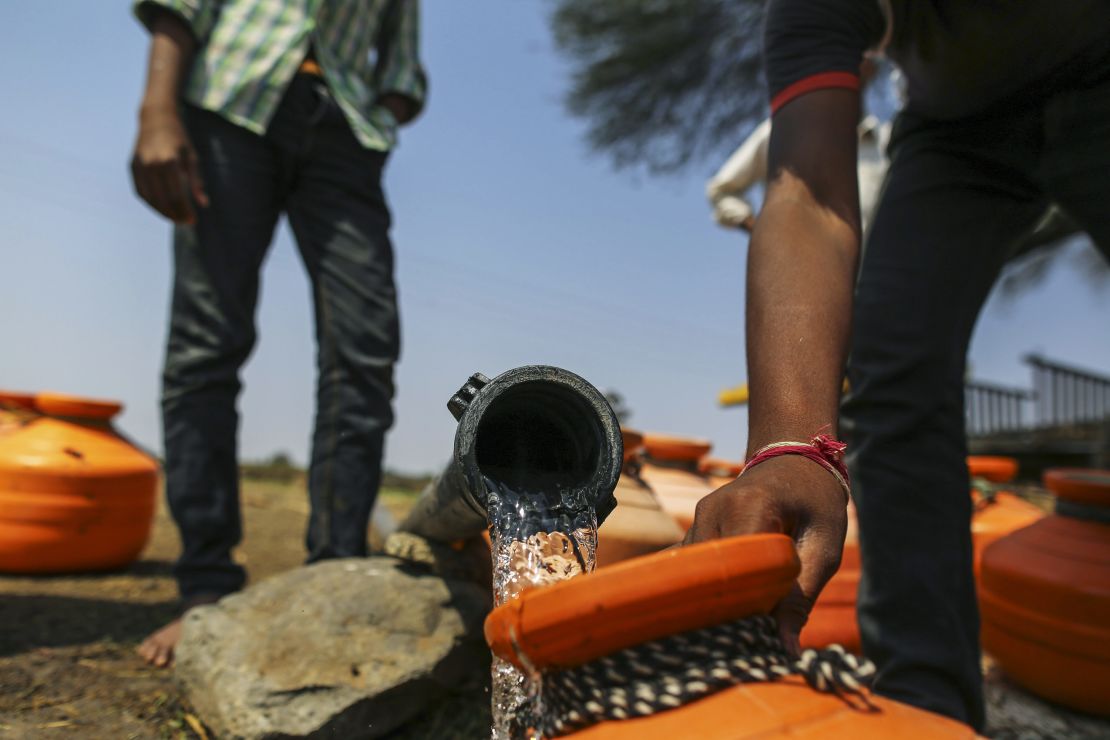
485;534;798;672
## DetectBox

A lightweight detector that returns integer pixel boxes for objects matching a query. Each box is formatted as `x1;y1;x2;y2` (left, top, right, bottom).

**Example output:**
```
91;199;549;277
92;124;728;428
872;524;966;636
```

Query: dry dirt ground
0;480;490;740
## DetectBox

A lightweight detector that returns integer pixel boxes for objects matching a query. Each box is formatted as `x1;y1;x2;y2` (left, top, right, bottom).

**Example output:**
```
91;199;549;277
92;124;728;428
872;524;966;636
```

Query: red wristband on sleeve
770;71;860;114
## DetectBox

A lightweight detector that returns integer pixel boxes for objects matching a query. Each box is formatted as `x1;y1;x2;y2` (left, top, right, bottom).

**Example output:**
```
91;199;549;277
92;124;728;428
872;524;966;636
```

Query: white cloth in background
707;115;891;234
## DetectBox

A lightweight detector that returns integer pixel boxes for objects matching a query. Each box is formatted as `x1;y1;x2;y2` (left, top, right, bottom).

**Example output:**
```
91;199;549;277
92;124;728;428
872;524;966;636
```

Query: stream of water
485;475;598;740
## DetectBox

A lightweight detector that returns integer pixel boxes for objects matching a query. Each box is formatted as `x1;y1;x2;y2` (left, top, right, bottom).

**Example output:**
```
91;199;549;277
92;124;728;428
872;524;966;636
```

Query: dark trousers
841;80;1110;730
162;75;400;600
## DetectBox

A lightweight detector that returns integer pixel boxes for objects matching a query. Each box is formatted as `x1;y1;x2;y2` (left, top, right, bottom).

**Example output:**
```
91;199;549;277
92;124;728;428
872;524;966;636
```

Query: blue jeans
162;75;400;599
842;79;1110;730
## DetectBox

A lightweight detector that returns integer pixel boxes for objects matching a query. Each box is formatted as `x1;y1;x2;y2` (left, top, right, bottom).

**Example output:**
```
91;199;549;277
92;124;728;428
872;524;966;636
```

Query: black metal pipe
399;365;623;542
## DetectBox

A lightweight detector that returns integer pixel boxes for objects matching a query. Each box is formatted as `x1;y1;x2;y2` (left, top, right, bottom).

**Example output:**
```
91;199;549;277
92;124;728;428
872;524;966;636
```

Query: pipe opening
475;381;605;495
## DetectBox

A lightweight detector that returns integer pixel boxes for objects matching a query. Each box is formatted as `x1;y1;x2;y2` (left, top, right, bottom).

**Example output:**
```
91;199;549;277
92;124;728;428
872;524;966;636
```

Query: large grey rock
175;557;491;739
383;531;491;585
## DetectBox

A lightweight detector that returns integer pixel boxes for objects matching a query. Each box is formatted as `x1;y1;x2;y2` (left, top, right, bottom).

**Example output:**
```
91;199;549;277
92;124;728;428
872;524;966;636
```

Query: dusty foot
138;594;222;668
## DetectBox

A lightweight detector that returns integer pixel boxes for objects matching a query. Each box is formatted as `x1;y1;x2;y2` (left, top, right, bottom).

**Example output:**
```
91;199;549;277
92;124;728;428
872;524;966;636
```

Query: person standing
129;0;426;667
706;59;890;235
686;0;1109;731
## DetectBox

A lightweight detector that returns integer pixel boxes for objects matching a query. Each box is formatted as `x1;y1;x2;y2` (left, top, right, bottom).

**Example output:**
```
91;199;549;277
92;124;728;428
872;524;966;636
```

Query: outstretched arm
748;89;861;454
686;88;862;653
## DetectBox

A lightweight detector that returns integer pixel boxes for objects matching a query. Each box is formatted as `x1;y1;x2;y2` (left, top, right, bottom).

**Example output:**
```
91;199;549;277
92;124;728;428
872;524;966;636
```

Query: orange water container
802;500;862;652
638;433;716;531
966;455;1042;568
597;475;684;567
640;433;712;464
802;486;1044;652
639;464;714;532
967;456;1018;483
979;468;1110;716
595;429;687;567
1043;467;1110;509
620;428;644;465
0;391;158;573
970;491;1044;571
486;535;977;739
697;457;743;479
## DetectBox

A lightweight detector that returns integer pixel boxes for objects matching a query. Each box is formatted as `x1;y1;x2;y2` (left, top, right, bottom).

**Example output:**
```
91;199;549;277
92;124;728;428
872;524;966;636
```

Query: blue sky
1;2;1107;474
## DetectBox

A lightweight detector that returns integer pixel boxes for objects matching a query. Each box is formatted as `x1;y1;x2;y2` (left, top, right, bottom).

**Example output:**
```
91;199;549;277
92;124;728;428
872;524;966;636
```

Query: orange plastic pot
0;391;37;411
596;475;684;568
802;501;861;652
638;461;716;531
970;491;1044;571
640;433;712;464
486;534;976;739
979;469;1110;716
0;391;158;573
966;456;1018;484
619;428;644;465
568;675;977;739
697;456;743;478
803;569;861;653
801;491;1044;652
1043;468;1110;509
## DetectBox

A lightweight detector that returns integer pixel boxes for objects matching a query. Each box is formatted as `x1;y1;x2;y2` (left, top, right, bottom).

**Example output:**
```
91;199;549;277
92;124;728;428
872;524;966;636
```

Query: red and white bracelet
740;433;851;500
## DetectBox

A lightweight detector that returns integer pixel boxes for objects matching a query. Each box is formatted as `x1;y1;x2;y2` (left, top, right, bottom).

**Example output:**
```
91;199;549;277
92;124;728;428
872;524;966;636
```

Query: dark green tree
604;390;633;425
999;238;1109;299
550;0;767;174
550;0;1106;292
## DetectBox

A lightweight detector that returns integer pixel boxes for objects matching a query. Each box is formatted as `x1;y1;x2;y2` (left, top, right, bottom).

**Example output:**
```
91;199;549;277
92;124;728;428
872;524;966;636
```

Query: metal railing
1026;354;1110;429
965;380;1034;437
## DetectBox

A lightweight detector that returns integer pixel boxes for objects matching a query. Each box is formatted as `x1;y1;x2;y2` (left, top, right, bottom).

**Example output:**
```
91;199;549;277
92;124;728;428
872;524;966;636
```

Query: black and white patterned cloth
541;614;876;737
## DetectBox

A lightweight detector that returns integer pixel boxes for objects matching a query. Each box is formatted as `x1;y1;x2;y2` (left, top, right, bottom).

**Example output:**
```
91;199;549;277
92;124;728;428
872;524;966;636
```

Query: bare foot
138;594;222;668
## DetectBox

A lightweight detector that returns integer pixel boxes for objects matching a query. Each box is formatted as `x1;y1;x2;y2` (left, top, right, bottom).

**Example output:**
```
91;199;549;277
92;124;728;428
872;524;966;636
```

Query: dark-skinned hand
130;106;208;224
377;93;415;125
684;454;848;656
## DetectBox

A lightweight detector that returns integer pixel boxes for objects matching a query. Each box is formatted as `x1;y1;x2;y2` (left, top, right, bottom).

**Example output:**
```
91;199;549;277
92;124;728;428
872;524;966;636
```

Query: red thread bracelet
741;434;850;500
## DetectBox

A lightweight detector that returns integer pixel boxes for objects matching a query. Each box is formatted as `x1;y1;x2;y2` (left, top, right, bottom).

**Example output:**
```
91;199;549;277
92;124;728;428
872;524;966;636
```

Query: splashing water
485;475;598;740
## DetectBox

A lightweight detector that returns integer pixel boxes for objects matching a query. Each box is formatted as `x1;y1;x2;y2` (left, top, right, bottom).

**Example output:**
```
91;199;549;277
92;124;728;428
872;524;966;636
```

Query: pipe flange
448;373;491;421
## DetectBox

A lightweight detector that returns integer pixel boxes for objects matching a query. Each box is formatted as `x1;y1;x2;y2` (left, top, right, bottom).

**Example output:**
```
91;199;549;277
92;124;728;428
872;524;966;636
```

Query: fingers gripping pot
399;366;623;542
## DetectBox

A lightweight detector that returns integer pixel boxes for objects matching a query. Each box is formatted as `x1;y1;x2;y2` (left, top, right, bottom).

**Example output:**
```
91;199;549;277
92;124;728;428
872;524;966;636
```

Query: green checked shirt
134;0;427;151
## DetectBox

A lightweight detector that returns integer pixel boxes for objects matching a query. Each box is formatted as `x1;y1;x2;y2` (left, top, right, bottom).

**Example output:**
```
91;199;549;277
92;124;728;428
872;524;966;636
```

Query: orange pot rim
33;392;122;420
484;533;798;672
698;456;744;478
980;515;1110;656
980;589;1110;660
0;391;37;411
1043;468;1110;507
967;456;1018;484
641;432;713;462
